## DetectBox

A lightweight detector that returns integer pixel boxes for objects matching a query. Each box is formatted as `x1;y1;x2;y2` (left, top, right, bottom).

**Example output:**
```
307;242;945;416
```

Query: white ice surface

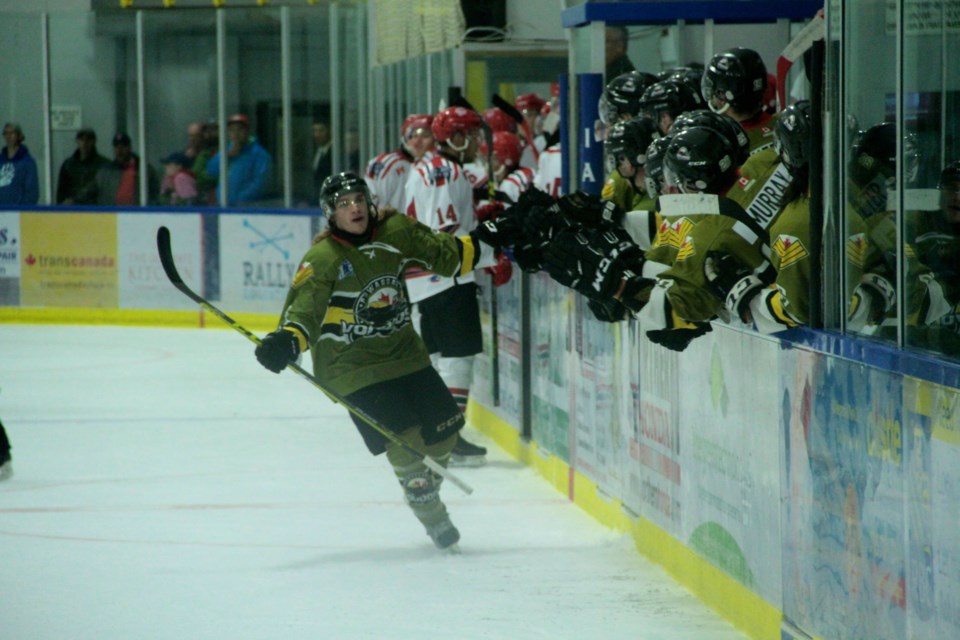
0;325;749;640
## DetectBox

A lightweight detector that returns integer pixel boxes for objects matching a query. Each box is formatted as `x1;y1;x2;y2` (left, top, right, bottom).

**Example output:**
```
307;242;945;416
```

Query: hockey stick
156;226;473;496
776;11;825;110
492;94;539;163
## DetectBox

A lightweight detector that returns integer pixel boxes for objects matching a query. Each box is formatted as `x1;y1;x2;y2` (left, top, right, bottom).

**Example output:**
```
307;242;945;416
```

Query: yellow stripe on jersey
322;306;356;326
670;308;699;330
767;291;798;327
283;325;309;352
292;261;314;288
458;236;476;277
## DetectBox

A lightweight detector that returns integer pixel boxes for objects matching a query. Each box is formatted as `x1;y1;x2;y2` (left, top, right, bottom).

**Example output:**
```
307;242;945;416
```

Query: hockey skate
449;434;487;467
426;517;461;553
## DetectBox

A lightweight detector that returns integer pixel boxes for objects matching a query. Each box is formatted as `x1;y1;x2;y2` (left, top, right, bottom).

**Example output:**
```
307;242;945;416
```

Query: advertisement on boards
218;214;314;314
0;212;20;305
20;213;118;308
118;214;203;310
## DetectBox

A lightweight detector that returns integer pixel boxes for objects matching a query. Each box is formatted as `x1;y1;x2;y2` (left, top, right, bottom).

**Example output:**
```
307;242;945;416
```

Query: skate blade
449;455;486;468
0;462;13;481
440;543;461;555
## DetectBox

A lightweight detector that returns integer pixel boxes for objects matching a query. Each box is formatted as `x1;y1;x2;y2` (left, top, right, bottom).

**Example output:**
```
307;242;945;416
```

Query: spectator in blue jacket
206;113;272;206
0;122;39;205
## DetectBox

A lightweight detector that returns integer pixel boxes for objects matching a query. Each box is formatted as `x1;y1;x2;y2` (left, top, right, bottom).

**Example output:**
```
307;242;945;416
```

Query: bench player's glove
255;328;301;373
645;323;712;352
703;251;765;323
543;225;644;300
555;191;624;229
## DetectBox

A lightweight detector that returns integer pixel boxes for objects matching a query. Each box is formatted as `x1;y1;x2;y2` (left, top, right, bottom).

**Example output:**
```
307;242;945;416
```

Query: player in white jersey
403;106;488;465
534;142;563;198
364;114;434;211
514;93;546;170
490;131;535;204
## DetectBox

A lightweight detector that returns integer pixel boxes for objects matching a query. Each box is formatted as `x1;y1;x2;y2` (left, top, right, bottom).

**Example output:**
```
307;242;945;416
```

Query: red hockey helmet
401;114;434;140
491;131;523;170
483;108;517;134
431;106;483;145
514;93;546;114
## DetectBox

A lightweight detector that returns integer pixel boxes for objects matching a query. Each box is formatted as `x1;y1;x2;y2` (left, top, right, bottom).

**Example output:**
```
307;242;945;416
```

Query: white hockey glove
847;272;896;332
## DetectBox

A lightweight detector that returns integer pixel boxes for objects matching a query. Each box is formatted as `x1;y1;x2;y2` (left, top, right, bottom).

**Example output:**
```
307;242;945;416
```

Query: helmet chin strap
709;100;731;115
446;134;470;162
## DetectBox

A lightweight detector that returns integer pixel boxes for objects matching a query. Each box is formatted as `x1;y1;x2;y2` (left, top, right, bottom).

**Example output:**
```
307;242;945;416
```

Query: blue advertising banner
576;73;604;195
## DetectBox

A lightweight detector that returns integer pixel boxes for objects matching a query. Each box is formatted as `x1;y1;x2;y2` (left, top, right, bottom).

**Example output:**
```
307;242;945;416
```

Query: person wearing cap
78;132;159;206
192;119;219;204
158;151;199;206
206;113;272;207
0;122;39;205
56;128;109;204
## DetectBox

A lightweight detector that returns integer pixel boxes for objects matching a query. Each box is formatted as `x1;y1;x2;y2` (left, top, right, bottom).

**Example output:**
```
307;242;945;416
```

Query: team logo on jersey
341;275;411;341
773;234;808;269
676;235;696;261
657;217;696;249
846;232;869;268
338;260;355;280
292;261;314;288
430;163;452;186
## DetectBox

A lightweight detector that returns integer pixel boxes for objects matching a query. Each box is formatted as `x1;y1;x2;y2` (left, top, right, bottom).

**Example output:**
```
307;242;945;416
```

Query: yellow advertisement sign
20;213;118;308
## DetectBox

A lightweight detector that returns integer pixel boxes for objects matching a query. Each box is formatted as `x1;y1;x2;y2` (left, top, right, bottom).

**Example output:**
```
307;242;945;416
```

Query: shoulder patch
676;235;696;261
773;234;808;269
338;260;355;280
292;262;314;288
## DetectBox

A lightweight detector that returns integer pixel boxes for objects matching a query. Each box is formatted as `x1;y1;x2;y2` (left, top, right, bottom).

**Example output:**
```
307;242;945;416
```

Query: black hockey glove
645;323;712;352
703;251;765;322
255;328;301;373
587;297;630;323
522;204;571;250
511;186;556;217
544;226;645;300
556;191;624;229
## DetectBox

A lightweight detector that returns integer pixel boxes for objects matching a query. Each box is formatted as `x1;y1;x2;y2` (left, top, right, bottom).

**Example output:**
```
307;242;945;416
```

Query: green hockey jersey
278;212;473;396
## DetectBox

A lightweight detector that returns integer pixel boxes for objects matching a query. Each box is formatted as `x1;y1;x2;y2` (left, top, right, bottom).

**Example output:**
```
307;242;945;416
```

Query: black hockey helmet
663;126;738;194
605;114;661;172
638;79;705;131
671;109;750;166
773;100;813;171
643;135;672;197
849;122;920;187
701;47;768;115
319;171;376;219
598;70;659;125
939;160;960;190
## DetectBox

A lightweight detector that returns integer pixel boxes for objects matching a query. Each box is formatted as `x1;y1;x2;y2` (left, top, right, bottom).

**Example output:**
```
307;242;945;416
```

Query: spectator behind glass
158;151;198;206
311;121;332;203
0;122;39;205
206;113;272;206
77;132;159;206
192;119;219;205
56;128;109;204
605;26;635;80
184;121;205;162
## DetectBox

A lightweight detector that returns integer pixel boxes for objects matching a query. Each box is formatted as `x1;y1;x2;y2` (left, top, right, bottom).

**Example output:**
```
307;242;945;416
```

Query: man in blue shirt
0;122;39;205
206;113;272;206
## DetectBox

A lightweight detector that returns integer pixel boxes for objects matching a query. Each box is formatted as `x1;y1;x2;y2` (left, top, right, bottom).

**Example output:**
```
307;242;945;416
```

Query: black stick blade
492;94;524;124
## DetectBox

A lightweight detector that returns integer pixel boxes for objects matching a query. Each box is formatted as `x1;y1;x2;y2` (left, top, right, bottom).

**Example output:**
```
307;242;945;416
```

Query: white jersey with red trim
364;148;413;211
403;153;477;302
534;143;563;198
499;166;536;203
462;160;489;197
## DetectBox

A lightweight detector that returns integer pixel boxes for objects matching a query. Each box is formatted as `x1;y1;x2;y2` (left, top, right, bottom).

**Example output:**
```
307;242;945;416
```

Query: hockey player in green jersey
254;172;500;551
602;115;661;236
702;101;813;332
598;71;658;211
